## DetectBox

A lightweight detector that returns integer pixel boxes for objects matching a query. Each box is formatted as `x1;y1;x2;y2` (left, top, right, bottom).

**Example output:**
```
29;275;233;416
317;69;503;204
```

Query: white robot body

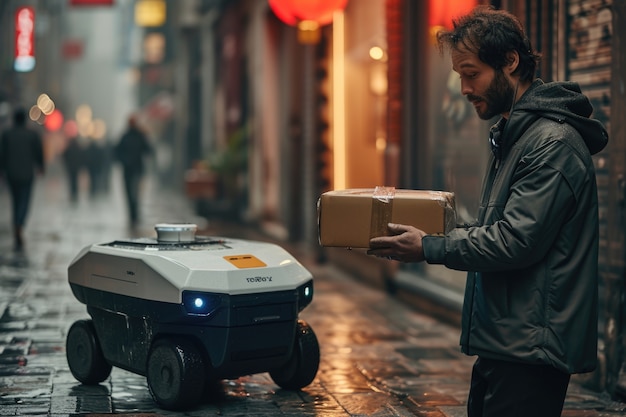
66;224;319;411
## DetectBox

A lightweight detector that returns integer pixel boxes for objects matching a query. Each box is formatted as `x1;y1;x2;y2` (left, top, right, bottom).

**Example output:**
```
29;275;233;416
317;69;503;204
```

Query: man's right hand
367;223;427;263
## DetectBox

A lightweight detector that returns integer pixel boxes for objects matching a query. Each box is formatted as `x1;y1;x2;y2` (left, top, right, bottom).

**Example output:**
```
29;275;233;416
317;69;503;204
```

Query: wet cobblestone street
1;168;626;416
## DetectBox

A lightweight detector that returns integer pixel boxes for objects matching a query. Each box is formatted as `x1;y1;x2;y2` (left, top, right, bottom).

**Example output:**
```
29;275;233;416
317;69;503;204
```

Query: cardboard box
317;187;456;248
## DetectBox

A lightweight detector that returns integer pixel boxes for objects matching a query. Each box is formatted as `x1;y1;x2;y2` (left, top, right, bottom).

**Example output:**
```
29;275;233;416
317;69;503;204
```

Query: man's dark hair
436;5;541;82
13;107;27;126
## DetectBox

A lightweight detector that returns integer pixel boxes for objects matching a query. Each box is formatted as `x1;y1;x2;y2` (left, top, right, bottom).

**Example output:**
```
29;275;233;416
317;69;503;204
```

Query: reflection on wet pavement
0;177;625;416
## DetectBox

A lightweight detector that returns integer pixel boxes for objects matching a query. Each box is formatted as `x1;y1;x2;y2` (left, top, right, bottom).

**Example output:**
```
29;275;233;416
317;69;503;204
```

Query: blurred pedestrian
99;137;114;194
368;6;608;417
62;135;85;203
86;137;106;198
114;114;152;228
0;107;45;251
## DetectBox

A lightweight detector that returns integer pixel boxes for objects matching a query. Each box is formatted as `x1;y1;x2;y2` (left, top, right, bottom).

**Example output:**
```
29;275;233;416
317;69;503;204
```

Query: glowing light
28;105;42;122
92;119;107;139
143;32;165;64
376;137;387;152
75;104;92;124
369;46;384;61
64;120;79;138
14;7;35;72
76;104;94;137
37;93;55;115
332;11;346;190
369;66;388;96
44;109;64;131
297;20;321;44
135;0;166;27
269;0;348;44
183;291;221;316
429;0;477;30
269;0;348;26
78;121;94;138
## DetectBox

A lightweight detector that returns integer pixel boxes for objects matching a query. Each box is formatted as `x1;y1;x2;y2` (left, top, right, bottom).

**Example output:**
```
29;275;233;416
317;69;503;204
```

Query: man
368;6;608;417
114;114;152;229
0;107;45;251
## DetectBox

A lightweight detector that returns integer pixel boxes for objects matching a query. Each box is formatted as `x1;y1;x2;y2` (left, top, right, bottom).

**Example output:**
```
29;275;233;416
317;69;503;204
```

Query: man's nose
460;80;472;95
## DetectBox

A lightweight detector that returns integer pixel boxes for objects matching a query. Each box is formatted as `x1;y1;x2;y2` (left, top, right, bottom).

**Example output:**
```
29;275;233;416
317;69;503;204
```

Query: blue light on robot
182;291;221;316
296;282;313;312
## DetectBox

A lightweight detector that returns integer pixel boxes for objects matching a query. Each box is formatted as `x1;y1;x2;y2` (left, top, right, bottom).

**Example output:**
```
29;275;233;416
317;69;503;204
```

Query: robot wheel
269;319;320;390
146;337;206;410
66;319;113;385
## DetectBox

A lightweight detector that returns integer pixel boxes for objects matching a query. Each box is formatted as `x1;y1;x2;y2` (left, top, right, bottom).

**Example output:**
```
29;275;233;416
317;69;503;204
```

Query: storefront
188;0;625;396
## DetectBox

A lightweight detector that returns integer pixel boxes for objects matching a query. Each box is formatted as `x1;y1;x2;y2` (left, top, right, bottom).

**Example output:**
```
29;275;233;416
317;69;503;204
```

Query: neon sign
14;6;35;72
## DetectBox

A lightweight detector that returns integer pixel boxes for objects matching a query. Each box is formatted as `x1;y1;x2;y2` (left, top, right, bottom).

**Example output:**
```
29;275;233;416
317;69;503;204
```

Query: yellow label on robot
224;254;267;269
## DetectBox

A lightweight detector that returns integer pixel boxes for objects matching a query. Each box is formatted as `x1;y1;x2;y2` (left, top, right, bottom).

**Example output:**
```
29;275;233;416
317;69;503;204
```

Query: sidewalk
0;164;625;416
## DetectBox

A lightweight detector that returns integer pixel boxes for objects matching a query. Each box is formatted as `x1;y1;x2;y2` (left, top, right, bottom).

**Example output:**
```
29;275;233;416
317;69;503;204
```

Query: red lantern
429;0;476;29
269;0;348;27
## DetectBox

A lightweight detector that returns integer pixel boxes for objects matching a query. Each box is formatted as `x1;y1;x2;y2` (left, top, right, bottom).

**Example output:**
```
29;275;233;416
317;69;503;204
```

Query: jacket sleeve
424;140;580;272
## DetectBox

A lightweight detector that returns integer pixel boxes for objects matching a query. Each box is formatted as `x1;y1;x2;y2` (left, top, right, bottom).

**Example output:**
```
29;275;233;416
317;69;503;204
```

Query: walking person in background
368;6;608;417
62;135;85;204
115;113;152;229
86;137;106;198
0;107;45;251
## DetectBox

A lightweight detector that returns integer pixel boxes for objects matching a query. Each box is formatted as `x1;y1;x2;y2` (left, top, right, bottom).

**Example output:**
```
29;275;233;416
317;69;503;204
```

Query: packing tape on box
369;186;395;239
434;191;458;234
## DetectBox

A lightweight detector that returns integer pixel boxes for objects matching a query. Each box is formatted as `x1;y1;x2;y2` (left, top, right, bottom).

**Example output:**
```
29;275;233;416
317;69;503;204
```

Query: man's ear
505;51;519;75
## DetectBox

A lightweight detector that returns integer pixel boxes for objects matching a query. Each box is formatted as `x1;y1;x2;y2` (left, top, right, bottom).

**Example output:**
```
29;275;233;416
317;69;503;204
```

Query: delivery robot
65;223;319;410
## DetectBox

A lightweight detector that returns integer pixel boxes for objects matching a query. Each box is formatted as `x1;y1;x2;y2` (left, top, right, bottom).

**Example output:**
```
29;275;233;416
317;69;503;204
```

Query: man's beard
468;69;515;120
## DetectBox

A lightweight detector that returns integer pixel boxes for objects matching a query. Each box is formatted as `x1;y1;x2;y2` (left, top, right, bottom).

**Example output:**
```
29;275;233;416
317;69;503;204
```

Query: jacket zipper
465;158;499;352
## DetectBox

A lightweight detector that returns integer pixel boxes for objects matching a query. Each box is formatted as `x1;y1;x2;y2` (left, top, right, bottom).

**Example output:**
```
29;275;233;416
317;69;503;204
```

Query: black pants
122;169;142;225
8;178;33;228
468;357;570;417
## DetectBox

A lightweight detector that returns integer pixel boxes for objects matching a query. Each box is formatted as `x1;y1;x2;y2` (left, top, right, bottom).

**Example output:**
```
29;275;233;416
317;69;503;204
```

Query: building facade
181;0;626;396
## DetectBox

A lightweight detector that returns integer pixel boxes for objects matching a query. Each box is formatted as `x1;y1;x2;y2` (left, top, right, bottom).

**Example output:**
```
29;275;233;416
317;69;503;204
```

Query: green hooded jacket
423;79;609;374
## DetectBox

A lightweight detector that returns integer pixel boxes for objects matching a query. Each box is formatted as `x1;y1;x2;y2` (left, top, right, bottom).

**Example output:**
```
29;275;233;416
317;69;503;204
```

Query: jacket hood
512;80;608;155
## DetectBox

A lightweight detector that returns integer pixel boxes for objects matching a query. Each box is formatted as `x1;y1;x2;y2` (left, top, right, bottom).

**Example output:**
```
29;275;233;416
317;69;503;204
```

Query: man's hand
367;223;426;263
